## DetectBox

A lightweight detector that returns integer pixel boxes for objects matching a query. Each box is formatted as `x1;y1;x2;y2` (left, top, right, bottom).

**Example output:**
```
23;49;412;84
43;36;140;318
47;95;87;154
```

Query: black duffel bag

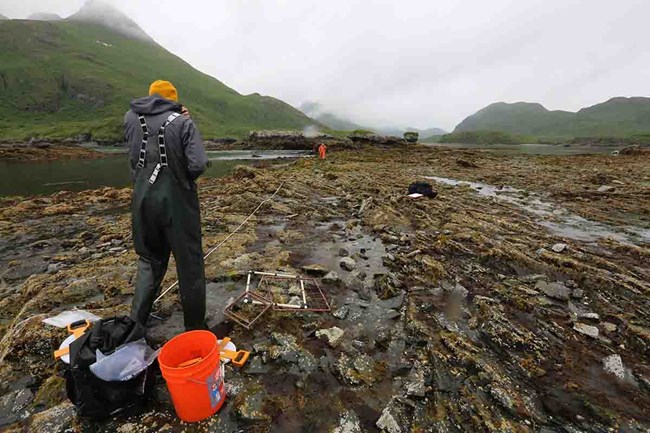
64;316;156;419
408;181;438;198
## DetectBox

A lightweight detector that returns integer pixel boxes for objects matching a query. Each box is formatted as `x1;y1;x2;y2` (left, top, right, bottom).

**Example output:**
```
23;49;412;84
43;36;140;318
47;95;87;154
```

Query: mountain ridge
0;4;316;140
454;97;650;138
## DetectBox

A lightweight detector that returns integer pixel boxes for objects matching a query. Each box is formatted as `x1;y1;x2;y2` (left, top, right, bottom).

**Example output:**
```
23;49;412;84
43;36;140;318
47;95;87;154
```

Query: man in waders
124;80;208;331
317;142;327;159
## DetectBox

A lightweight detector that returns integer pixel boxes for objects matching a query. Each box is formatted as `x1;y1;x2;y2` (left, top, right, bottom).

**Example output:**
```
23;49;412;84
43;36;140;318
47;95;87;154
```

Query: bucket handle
185;365;224;385
177;357;203;368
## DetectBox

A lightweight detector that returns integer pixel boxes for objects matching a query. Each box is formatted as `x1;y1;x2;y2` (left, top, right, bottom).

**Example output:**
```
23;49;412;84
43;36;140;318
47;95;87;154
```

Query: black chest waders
130;112;207;331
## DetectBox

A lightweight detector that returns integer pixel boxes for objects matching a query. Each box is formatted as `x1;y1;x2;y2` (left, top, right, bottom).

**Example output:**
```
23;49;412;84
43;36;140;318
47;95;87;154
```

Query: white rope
154;180;287;303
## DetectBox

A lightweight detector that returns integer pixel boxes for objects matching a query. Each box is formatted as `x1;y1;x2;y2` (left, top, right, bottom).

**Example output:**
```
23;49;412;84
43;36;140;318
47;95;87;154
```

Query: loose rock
602;354;625;380
334;353;375;386
332;305;350;320
27;402;74;433
46;263;64;274
376;398;404;433
333;410;362;433
322;271;340;284
535;281;571;301
603;322;618;332
405;367;426;398
551;243;568;253
573;323;599;338
316;327;345;348
302;264;329;276
339;257;356;271
571;288;584;299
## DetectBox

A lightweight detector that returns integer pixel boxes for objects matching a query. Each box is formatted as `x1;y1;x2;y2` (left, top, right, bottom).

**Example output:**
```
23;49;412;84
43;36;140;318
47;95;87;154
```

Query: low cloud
3;0;649;130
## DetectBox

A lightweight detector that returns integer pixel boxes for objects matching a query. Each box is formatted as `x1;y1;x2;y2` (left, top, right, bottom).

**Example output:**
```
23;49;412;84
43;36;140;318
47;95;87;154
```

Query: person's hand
181;106;191;118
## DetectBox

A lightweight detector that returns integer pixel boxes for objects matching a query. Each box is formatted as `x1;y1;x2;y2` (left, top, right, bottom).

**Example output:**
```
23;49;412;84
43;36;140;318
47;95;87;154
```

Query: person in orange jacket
317;143;327;159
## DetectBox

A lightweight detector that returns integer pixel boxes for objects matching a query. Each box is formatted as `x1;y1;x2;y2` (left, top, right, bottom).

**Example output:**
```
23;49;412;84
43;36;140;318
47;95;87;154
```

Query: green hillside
438;130;532;145
0;19;316;140
454;98;650;139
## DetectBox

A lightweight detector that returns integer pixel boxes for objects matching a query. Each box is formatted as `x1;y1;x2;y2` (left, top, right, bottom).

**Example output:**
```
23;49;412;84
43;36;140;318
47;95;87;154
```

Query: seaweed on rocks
0;147;648;431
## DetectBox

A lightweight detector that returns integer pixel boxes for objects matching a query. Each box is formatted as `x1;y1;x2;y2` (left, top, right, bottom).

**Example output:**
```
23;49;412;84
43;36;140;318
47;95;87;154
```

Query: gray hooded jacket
124;95;208;190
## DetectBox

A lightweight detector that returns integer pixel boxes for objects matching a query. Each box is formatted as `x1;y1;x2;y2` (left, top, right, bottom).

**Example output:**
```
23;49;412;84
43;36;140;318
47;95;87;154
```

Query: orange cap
149;80;178;102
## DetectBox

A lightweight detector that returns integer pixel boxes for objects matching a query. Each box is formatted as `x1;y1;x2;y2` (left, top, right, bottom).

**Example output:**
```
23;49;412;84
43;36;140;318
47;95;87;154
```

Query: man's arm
182;118;208;180
124;111;138;180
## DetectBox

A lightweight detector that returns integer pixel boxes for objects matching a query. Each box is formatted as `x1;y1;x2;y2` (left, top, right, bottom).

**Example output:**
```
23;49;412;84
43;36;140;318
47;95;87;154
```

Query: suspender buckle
149;163;162;184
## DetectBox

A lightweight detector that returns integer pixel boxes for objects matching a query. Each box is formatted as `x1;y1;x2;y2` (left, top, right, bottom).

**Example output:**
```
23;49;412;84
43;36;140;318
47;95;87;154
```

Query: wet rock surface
0;147;649;431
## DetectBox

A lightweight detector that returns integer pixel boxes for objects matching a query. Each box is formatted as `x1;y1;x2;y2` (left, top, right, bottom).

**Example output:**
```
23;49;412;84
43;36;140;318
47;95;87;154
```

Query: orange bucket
158;330;226;422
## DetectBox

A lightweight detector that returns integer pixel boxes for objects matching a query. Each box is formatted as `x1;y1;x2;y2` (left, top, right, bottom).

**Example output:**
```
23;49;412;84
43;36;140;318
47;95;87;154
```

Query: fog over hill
407;127;448;138
67;0;153;42
299;102;364;131
300;101;447;137
27;12;62;21
2;0;648;133
8;1;153;42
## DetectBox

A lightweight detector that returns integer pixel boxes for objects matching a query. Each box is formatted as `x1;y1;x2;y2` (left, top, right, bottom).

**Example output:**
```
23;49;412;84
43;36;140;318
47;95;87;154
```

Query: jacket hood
130;94;181;115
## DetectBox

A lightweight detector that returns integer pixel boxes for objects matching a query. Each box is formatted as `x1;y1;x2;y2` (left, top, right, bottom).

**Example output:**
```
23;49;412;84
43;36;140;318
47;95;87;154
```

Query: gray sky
2;0;649;130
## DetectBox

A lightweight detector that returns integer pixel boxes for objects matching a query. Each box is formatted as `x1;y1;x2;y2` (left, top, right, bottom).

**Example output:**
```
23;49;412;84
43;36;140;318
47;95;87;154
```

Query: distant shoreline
0;143;108;161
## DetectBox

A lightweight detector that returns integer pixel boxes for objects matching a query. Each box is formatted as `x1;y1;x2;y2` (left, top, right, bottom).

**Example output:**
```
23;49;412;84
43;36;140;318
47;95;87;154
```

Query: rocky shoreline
0;148;648;432
0;143;107;161
0;133;407;161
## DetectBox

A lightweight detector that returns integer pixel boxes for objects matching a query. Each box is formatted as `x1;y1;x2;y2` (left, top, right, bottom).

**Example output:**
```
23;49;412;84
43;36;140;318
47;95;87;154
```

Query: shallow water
0;150;307;197
424;142;623;156
425;176;650;245
206;150;309;161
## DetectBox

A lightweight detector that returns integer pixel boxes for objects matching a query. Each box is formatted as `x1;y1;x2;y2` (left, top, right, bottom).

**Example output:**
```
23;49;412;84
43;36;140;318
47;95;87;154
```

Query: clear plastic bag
89;339;159;382
43;310;101;328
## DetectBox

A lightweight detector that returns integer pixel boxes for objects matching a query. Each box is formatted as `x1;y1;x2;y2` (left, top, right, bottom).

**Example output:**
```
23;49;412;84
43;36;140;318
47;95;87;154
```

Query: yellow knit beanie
149;80;178;102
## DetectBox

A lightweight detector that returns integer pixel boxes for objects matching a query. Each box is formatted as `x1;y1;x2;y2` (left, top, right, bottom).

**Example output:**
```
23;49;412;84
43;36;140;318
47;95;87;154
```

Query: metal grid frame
222;270;331;328
223;290;273;329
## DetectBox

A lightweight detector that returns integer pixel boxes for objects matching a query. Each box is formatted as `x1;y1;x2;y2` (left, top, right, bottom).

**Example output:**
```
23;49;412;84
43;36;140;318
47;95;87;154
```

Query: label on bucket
207;364;225;409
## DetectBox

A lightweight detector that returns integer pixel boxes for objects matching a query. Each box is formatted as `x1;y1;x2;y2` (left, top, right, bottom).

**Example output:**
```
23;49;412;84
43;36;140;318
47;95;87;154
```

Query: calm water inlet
0;150;307;197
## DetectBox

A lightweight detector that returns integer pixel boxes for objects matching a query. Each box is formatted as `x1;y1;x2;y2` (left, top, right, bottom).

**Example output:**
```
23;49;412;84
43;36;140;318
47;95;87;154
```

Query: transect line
153;179;288;303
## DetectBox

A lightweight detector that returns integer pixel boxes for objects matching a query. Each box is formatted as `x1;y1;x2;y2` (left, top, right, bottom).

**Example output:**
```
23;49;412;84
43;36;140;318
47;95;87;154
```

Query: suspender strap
136;115;148;169
157;112;181;167
135;112;181;169
142;112;181;185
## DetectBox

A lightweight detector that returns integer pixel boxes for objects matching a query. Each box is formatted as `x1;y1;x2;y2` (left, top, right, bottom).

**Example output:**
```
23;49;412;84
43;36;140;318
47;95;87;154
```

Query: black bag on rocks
64;316;156;419
408;181;438;198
